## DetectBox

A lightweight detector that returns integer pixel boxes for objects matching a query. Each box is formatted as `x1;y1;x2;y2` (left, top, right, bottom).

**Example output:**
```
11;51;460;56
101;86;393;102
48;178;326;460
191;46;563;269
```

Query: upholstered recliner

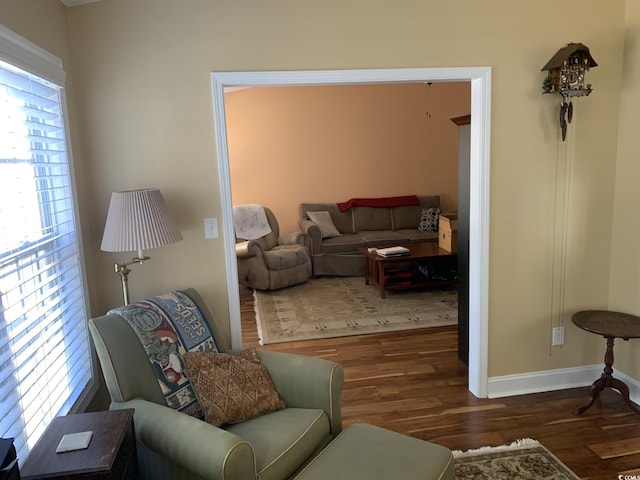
89;288;344;480
236;207;312;290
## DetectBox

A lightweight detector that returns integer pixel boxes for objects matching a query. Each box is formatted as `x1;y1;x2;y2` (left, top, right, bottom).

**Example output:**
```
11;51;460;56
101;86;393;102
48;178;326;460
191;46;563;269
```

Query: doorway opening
211;67;491;398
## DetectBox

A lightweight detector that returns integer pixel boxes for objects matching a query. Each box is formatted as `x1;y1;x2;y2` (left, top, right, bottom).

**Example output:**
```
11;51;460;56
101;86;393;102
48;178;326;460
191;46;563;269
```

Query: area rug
253;276;457;344
453;438;581;480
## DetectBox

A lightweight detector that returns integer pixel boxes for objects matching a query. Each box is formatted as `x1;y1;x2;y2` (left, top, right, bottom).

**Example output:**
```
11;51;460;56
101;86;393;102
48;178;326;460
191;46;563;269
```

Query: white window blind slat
1;241;79;313
1;282;85;362
0;63;58;96
21;104;59;121
0;33;93;461
11;300;84;371
2;85;58;110
0;322;89;424
9;292;86;369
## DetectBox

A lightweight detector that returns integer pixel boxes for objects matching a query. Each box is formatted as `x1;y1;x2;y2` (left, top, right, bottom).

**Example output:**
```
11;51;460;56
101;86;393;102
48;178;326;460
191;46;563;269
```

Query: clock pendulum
559;101;566;141
567;100;573;123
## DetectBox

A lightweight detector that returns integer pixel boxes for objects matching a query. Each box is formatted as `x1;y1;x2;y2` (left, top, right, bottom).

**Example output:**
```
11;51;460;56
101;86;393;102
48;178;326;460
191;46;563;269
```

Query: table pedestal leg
575;336;640;415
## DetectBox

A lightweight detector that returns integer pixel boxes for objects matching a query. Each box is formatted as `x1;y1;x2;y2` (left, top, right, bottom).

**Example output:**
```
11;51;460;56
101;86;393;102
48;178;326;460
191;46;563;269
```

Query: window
0;26;94;461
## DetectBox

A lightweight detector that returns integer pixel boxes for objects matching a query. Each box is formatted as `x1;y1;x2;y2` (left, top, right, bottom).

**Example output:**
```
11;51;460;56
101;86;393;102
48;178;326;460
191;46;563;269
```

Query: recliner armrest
111;399;256;480
279;231;306;246
235;240;264;259
257;350;344;436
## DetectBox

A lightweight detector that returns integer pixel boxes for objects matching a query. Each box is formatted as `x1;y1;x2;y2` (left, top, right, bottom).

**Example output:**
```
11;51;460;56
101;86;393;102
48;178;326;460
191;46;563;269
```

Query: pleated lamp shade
100;188;183;256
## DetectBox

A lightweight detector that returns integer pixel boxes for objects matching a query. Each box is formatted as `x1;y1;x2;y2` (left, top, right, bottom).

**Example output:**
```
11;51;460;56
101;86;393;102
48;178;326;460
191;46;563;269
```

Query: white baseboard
487;365;640;407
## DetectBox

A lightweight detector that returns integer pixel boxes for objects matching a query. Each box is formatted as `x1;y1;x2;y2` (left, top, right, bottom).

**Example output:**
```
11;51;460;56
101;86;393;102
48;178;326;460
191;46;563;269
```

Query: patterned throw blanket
233;204;272;240
109;290;219;419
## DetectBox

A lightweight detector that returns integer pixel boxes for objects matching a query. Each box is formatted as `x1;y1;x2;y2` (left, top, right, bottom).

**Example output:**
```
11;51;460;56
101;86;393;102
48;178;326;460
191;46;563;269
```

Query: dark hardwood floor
240;285;640;479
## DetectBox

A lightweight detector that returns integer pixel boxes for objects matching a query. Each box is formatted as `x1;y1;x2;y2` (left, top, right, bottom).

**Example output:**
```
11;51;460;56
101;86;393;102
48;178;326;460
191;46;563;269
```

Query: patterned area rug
253;276;457;344
453;439;581;480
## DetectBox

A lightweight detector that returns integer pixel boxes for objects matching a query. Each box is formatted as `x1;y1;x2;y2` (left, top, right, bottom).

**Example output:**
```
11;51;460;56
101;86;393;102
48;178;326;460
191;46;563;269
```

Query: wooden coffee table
359;243;456;298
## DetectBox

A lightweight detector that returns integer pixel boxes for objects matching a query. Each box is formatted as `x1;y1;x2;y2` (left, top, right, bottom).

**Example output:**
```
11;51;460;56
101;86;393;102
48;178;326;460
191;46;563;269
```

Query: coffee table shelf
359;244;457;298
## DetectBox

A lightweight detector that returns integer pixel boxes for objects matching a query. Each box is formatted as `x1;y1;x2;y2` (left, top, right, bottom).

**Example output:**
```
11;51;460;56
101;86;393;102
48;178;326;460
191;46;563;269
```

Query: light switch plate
552;326;564;346
204;218;218;239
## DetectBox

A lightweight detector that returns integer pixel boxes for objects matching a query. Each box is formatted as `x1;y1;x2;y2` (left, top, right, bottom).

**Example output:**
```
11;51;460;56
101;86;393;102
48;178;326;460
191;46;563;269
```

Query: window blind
0;37;93;461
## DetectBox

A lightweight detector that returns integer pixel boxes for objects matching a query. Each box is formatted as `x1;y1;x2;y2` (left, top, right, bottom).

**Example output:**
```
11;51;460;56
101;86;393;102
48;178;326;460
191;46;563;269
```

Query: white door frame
211;67;491;398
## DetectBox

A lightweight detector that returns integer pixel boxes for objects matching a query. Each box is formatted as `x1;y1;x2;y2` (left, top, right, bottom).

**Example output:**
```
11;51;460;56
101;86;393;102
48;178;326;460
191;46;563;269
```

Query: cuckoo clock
541;43;598;141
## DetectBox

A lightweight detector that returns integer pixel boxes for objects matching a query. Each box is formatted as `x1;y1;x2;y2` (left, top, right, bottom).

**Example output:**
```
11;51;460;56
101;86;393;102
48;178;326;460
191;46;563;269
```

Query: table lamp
100;188;183;305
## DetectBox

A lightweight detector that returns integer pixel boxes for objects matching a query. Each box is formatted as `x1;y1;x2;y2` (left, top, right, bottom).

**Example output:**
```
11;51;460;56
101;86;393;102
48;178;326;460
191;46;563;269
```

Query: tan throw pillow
183;348;286;427
307;210;342;238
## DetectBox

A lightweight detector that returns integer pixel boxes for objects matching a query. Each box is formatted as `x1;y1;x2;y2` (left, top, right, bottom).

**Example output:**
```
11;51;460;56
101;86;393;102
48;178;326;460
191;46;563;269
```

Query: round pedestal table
572;310;640;415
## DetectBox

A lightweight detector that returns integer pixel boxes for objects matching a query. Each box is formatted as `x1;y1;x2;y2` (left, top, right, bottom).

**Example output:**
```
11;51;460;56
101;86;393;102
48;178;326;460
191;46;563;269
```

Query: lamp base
114;256;150;305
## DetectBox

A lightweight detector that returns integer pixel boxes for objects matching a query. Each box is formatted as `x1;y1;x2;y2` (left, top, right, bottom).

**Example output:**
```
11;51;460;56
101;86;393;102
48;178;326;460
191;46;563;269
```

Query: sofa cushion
225;407;331;480
307;211;342;238
393;195;441;230
183;348;286;427
357;231;410;247
353;206;392;231
320;234;367;254
396;229;439;243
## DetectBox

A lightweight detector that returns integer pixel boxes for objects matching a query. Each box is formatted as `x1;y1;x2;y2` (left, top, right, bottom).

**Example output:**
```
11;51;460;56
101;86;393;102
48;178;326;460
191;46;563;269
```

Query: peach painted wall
225;82;470;234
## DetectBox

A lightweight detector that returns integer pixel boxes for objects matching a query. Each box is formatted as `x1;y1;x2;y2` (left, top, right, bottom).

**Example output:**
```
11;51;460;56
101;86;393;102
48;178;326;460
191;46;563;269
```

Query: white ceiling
59;0;102;7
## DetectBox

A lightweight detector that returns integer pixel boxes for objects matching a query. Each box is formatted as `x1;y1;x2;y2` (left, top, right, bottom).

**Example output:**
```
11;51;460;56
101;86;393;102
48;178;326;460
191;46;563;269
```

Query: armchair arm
257;350;344;436
111;399;256;479
235;240;264;259
299;219;322;254
278;231;306;246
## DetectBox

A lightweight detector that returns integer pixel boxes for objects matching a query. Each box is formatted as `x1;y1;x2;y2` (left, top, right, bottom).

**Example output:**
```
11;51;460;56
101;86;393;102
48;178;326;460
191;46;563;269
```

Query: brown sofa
299;195;441;276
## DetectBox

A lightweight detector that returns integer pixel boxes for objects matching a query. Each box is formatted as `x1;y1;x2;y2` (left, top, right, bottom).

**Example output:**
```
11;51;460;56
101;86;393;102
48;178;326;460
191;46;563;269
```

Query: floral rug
453;438;581;480
253;276;457;344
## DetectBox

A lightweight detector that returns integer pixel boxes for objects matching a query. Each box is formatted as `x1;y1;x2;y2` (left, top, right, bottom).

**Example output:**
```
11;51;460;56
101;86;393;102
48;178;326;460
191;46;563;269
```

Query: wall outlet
552;326;564;346
204;218;218;239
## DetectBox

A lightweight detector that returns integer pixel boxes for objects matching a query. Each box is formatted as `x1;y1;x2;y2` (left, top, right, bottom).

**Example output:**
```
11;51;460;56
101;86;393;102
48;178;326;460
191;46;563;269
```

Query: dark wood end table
572;310;640;415
20;409;138;479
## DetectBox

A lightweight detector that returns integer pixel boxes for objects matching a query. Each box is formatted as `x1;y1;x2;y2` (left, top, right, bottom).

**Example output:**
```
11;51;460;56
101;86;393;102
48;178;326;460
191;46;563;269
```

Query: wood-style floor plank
239;285;640;480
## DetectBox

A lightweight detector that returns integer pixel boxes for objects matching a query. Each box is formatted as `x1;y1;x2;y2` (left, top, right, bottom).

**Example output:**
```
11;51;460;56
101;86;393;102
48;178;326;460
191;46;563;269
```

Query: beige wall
226;83;469;234
1;0;634;391
609;2;640;377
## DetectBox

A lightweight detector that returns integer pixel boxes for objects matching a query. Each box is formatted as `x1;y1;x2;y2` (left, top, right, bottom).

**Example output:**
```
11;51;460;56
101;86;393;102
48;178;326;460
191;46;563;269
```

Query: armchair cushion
264;245;310;270
183;348;285;427
226;408;330;480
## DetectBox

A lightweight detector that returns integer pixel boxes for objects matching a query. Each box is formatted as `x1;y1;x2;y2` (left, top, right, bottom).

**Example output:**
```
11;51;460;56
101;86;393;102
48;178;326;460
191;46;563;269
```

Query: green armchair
89;288;344;480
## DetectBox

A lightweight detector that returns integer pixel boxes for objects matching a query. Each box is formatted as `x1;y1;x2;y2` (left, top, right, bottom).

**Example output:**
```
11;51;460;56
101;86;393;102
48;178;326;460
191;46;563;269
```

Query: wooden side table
572;310;640;415
20;409;138;479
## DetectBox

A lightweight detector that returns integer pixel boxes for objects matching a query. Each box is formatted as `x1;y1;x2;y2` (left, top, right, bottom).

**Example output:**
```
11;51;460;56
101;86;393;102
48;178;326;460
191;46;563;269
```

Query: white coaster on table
56;431;93;453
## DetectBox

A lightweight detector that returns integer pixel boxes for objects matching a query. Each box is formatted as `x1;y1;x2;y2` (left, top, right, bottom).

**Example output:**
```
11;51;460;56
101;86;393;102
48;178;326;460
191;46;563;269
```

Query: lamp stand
114;256;150;305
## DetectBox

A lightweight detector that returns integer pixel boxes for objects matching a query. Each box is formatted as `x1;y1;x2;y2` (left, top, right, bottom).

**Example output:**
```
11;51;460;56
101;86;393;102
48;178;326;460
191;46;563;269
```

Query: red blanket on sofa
337;195;419;212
